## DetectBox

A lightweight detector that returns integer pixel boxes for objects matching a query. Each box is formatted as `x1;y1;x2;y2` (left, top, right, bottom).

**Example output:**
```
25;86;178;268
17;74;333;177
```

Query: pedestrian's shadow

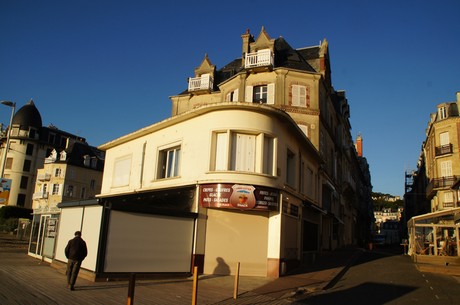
213;257;231;275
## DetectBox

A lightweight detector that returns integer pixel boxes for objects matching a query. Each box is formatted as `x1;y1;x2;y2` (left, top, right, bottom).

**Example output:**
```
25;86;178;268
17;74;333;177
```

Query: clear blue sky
1;0;459;197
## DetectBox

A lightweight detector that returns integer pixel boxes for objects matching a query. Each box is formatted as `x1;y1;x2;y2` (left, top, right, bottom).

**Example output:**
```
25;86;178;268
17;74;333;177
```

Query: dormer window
83;155;90;167
91;157;97;169
438;106;448;120
188;73;213;91
245;49;274;68
59;151;67;161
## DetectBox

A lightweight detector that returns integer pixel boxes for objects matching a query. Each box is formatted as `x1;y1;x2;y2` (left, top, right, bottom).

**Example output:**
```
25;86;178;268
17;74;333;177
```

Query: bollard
233;262;240;299
127;273;136;305
191;266;199;305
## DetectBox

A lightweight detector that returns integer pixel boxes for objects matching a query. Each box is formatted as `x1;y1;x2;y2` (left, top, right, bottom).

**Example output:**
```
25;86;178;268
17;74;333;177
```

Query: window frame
157;145;181;179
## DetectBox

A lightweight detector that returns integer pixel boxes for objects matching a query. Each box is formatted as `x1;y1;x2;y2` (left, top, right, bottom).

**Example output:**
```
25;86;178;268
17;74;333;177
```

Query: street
295;247;460;305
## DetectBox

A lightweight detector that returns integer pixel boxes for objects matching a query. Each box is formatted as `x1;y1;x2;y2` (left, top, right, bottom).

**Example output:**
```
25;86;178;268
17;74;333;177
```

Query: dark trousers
66;259;82;287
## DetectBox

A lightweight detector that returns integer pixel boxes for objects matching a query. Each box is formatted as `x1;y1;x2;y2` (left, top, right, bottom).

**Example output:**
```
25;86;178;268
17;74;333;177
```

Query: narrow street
296;247;460;305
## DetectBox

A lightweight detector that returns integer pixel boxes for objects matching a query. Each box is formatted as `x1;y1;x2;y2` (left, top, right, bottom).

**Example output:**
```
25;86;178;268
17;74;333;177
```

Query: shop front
408;208;460;265
198;183;280;277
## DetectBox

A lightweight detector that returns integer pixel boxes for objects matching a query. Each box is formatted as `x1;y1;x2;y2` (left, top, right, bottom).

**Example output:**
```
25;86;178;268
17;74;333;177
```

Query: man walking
65;231;87;291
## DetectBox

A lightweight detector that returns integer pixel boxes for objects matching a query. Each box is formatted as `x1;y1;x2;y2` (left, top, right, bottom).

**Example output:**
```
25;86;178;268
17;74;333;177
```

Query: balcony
435;144;453;156
37;173;51;181
33;192;49;200
245;49;274;69
426;176;458;199
188;74;213;92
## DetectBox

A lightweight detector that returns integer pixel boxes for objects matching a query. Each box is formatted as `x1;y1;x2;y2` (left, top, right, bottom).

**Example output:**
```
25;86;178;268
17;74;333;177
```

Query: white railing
33;192;49;199
245;49;274;68
188;74;213;91
37;173;51;181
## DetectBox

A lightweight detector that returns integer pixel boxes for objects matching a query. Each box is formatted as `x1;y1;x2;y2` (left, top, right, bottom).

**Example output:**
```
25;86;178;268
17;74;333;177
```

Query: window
225;89;239;102
48;133;56;144
20;176;28;189
80;187;86;199
262;136;274;175
42;184;48;194
59;151;67;161
298;124;308;138
91;158;97;168
213;131;276;175
292;85;307;107
286;149;296;186
444;192;453;203
245;84;275;104
17;194;26;207
438;107;447;119
5;158;12;169
214;133;228;170
26;144;34;156
441;161;452;177
54;168;61;177
112;155;132;187
52;184;60;195
65;185;74;197
23;160;31;172
253;85;268;103
231;133;256;172
158;146;181;179
440;132;450;146
90;179;96;190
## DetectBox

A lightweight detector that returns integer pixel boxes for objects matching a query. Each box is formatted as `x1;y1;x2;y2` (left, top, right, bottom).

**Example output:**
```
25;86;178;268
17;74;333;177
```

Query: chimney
355;134;363;157
241;29;254;66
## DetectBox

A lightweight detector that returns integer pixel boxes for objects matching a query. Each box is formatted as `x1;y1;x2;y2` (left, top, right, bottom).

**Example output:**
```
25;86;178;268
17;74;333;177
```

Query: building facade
29;140;104;261
406;92;460;260
52;28;372;279
0;100;87;209
424;92;460;211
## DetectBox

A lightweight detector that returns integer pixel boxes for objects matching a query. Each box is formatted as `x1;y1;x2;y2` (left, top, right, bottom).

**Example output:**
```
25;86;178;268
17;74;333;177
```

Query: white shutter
293;85;307;107
233;88;239;102
245;86;253;103
441;161;452;177
215;133;228;170
232;133;255;172
267;83;275;104
440;132;450;146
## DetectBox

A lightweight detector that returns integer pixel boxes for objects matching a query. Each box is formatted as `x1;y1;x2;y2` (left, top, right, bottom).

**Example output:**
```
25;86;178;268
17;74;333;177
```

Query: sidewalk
0;233;362;304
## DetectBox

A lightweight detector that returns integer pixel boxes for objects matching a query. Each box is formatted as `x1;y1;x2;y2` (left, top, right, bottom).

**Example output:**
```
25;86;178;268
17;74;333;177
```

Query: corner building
89;28;371;279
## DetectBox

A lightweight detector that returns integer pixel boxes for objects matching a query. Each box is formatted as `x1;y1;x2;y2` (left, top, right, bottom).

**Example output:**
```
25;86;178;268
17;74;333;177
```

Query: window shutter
245;86;253;103
267;83;275;104
233;88;239;102
440;132;450;146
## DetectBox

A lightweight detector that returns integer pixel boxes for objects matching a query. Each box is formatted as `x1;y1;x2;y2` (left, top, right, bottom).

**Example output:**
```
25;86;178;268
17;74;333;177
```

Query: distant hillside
372;192;403;211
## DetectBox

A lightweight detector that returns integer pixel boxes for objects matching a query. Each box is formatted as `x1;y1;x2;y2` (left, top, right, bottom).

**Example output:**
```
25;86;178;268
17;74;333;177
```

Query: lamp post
1;100;16;179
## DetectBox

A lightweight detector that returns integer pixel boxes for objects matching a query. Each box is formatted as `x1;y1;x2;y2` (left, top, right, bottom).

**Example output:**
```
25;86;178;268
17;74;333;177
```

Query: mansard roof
55;141;105;171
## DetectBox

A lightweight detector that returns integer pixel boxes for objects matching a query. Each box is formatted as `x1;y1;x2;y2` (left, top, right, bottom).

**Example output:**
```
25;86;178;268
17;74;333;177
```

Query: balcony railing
37;173;51;181
426;176;458;198
245;49;274;69
435;144;453;156
33;192;49;200
188;74;213;91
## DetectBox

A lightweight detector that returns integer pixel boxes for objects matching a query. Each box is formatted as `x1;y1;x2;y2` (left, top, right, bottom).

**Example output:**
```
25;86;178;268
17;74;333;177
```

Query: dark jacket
65;236;88;261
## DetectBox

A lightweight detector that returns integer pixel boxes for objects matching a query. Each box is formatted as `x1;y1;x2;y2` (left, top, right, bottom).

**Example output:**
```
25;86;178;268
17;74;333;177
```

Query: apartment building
53;28;372;279
29;140;104;261
424;92;460;211
0;100;87;209
406;92;460;259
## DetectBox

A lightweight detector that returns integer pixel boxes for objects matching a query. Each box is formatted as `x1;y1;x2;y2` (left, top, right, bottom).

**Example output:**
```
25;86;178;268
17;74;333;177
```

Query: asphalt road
295;248;460;305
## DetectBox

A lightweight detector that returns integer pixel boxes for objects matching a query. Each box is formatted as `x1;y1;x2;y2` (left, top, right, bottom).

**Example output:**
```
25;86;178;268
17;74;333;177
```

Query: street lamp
1;100;16;178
